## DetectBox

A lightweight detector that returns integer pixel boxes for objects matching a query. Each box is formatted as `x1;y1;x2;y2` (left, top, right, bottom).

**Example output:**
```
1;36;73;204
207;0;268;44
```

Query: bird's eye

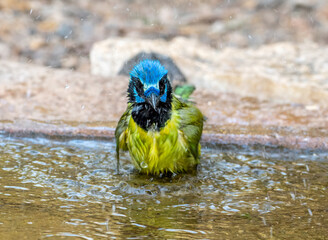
133;77;144;95
159;75;167;95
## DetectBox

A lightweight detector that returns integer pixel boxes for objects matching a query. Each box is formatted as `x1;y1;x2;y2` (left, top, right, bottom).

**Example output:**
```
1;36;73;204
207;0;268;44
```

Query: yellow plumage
116;96;203;175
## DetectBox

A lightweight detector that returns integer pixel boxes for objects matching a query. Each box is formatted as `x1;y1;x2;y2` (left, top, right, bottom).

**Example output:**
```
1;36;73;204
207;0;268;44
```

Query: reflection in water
0;136;327;239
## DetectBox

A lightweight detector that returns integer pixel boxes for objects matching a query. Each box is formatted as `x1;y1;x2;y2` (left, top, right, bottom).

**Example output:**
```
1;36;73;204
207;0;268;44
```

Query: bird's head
128;60;172;111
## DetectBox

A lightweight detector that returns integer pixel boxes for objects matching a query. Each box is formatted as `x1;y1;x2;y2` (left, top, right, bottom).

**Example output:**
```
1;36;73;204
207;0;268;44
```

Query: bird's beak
147;93;159;111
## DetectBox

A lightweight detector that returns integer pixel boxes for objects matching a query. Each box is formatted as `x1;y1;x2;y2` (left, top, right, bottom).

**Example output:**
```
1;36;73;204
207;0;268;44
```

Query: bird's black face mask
128;71;172;131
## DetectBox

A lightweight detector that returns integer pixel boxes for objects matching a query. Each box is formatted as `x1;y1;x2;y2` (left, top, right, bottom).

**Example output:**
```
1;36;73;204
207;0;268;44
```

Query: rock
1;60;328;150
289;0;316;11
90;37;328;107
37;20;59;33
1;0;328;74
61;56;78;70
29;36;46;50
56;23;74;39
0;43;11;59
256;0;285;9
44;45;67;68
0;60;128;122
0;0;31;11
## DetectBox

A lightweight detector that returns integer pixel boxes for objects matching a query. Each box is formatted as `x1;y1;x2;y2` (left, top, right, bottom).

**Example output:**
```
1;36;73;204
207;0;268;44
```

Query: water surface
0;136;327;239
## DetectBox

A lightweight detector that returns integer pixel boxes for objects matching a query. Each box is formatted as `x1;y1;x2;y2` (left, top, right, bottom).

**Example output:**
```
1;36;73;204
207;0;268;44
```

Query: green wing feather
173;96;204;161
114;104;132;173
174;84;196;100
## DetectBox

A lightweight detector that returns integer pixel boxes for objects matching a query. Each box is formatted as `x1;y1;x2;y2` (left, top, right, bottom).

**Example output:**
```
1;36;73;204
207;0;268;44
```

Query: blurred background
1;2;328;239
1;0;327;73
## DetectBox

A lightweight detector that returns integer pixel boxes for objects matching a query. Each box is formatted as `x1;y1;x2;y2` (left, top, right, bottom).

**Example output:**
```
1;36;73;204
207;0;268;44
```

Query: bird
115;59;204;175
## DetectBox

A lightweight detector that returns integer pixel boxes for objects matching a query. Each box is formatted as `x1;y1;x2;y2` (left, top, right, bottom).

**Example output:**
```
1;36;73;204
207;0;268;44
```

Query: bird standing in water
115;60;204;175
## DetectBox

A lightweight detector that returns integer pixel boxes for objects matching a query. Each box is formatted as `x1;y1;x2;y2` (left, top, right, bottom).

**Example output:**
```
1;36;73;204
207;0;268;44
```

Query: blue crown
130;59;168;85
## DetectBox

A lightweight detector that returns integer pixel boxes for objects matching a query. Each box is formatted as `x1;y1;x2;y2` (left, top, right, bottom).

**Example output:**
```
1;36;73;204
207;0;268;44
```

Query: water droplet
308;14;314;24
65;84;70;89
248;35;253;39
81;105;85;110
308;208;313;216
290;192;295;200
112;204;116;213
26;89;31;98
29;9;33;15
140;161;148;169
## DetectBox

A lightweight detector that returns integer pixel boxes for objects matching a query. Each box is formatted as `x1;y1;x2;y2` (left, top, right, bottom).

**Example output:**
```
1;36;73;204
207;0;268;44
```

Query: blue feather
130;59;169;103
144;87;160;97
130;60;168;85
134;89;145;103
160;90;167;102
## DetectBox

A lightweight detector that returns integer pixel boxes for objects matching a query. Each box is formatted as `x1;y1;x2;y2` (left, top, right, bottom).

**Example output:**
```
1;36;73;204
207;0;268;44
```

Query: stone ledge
91;38;328;106
1;120;327;151
0;57;327;151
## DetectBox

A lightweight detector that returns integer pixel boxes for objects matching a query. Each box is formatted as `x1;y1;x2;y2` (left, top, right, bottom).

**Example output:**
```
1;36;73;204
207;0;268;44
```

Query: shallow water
0;136;327;239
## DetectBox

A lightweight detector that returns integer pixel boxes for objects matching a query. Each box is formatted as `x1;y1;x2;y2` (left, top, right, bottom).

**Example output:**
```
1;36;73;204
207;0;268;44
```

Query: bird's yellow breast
125;109;198;174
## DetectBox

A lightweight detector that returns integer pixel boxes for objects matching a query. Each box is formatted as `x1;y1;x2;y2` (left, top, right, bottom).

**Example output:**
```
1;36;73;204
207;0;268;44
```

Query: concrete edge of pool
1;119;327;152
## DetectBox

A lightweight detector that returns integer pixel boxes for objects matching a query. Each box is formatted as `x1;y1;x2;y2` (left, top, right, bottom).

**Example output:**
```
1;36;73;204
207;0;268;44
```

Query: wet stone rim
1;120;327;153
